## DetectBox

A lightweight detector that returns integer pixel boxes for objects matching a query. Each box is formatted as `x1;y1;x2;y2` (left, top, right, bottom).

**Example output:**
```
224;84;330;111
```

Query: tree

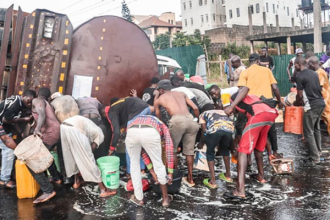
172;29;211;48
172;32;190;47
122;0;133;22
153;32;171;50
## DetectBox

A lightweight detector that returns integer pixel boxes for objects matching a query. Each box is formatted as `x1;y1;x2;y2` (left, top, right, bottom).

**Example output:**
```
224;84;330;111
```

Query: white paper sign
72;75;93;99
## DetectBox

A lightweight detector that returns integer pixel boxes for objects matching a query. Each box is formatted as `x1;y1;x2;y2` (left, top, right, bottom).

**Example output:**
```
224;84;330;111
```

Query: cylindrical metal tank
301;0;312;7
66;16;158;105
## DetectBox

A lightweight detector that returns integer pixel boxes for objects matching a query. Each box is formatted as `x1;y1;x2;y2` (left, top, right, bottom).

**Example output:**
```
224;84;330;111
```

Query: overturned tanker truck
1;6;162;105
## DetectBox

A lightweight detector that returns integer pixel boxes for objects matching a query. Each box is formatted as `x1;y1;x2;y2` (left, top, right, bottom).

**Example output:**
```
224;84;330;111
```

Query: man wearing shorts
155;80;199;187
225;87;278;199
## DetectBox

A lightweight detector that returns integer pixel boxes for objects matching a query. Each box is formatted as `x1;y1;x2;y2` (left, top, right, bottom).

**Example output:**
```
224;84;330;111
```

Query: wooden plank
8;7;24;97
0;4;14;99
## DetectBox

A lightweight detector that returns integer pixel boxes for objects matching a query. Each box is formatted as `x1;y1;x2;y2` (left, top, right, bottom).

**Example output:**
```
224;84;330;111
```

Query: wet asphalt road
1;123;330;220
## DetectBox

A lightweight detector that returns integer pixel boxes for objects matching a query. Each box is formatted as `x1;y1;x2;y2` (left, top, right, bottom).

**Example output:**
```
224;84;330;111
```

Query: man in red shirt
225;87;278;199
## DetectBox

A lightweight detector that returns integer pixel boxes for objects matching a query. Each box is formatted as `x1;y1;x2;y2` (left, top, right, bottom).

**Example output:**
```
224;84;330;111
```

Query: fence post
219;55;222;82
204;44;211;78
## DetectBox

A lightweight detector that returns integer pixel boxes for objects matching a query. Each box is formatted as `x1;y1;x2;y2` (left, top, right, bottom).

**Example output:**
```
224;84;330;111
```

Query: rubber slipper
182;177;195;187
100;190;116;198
33;191;56;204
203;178;218;189
223;191;246;200
0;180;16;189
130;195;144;206
218;173;233;183
162;194;173;208
250;174;267;184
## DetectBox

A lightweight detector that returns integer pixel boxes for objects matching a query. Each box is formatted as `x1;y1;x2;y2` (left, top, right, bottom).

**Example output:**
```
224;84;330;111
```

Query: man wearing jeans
0;90;36;189
126;115;174;207
294;57;325;164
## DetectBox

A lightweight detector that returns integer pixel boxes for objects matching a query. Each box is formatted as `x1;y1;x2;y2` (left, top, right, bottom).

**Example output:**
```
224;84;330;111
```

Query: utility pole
314;0;323;53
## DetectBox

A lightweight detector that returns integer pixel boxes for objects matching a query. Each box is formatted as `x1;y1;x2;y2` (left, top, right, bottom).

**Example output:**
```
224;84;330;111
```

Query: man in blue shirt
224;53;234;85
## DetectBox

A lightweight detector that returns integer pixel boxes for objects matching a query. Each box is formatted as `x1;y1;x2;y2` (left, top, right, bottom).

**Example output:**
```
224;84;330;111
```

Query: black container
152;169;184;195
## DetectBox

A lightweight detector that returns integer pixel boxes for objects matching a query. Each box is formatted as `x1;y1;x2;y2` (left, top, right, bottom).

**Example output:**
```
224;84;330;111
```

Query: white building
181;0;226;35
225;0;302;27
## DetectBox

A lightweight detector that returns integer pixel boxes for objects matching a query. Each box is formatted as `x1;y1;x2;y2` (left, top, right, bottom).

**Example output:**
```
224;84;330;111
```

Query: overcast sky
0;0;182;27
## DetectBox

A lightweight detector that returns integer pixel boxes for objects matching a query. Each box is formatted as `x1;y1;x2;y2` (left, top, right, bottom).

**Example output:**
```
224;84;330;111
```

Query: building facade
225;0;302;27
138;12;182;42
181;0;226;35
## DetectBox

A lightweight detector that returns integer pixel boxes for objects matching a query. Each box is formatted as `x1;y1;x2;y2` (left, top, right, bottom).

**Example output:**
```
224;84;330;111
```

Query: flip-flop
130;195;144;206
223;191;246;200
0;180;16;189
182;177;195;187
203;178;218;189
250;174;267;184
100;190;117;198
162;194;173;208
33;191;56;204
218;173;233;183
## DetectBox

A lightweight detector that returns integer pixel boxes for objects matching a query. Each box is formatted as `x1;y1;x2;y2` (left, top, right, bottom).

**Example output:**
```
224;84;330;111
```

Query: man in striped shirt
126;115;174;207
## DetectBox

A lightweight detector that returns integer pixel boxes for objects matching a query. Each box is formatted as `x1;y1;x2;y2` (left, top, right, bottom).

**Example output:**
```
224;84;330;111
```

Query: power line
59;0;85;12
68;0;115;17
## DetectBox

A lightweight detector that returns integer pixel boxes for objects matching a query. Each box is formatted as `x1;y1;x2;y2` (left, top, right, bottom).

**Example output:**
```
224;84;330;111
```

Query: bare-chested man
154;80;199;187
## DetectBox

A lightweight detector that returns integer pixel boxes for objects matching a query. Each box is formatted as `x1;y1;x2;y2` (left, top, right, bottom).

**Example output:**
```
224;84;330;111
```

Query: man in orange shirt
237;53;284;162
308;56;330;136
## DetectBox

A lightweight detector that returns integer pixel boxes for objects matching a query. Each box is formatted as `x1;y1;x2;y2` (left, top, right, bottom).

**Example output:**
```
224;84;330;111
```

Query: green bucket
97;156;120;190
184;74;190;79
47;151;61;177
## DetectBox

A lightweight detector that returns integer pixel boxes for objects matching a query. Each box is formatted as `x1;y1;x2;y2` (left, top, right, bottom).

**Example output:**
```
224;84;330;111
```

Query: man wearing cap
237;53;284;160
287;48;304;84
260;47;275;71
154;80;200;187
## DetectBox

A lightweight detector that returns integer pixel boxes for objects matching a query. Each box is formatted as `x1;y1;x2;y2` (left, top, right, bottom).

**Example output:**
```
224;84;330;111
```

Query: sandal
0;180;16;189
130;195;144;206
203;178;218;189
100;190;117;198
182;177;195;187
162;194;173;208
219;173;233;183
224;191;246;200
250;174;267;184
33;191;56;204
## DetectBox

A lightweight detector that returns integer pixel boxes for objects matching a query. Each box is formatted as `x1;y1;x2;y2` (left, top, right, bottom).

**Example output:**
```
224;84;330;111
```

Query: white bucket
14;135;53;173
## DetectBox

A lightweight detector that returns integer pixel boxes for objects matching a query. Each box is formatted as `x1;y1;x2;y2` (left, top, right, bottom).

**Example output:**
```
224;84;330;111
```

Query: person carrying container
0;90;36;189
126;115;174;207
198;107;234;189
224;87;278;199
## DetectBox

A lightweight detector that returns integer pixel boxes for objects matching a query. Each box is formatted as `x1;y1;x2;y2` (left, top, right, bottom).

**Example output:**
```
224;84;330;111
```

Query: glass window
296;9;298;17
273;4;275;13
205;0;207;5
183;2;186;10
206;14;209;22
256;4;260;13
229;10;233;19
266;3;269;12
250;5;254;14
212;0;214;3
191;18;193;25
201;15;204;23
213;13;216;21
236;8;240;17
189;1;192;9
199;0;203;6
287;7;289;16
222;0;225;4
185;19;187;27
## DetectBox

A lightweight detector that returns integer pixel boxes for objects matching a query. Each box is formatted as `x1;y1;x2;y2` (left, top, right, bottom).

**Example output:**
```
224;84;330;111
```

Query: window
191;18;193;25
250;5;254;14
212;0;214;3
273;4;275;13
296;9;298;17
144;29;151;35
205;0;207;5
222;0;225;4
199;0;203;6
229;10;233;19
266;3;268;12
277;5;279;9
256;4;260;13
189;1;192;9
201;15;204;23
185;19;187;27
171;20;174;24
206;14;209;22
213;13;216;21
236;8;240;17
287;7;289;16
154;28;157;35
183;2;186;10
168;20;170;23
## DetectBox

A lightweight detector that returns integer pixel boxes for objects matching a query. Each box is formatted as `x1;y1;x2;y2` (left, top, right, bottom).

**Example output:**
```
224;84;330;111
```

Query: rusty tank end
66;16;159;105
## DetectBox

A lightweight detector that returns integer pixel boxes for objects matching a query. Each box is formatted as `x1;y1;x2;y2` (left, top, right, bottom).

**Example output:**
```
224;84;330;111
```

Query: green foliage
153;32;171;50
121;0;133;22
172;32;189;47
172;29;211;48
221;42;250;60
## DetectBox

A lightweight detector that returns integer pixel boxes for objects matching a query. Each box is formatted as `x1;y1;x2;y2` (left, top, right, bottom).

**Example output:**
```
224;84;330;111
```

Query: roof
138;16;177;29
132;15;153;24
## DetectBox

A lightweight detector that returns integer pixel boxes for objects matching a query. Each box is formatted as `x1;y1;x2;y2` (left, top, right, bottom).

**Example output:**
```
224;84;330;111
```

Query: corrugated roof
138;16;177;29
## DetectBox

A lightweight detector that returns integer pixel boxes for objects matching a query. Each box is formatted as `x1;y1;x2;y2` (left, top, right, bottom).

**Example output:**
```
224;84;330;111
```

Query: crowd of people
0;47;329;208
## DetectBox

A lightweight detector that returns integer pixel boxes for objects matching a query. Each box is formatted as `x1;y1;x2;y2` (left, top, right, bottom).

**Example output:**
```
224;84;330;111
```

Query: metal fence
273;53;323;95
155;45;204;76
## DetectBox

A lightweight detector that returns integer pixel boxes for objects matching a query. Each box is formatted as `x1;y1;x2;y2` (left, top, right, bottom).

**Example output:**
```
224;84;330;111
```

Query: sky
0;0;182;27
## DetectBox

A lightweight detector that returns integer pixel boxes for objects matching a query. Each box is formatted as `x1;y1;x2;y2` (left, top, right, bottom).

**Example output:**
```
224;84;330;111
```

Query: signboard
72;75;93;99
